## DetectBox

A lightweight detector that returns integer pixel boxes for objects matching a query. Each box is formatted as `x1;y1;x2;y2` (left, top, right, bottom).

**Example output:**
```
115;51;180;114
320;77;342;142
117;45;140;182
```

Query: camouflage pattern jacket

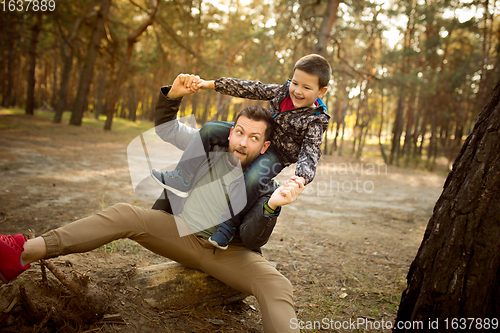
214;78;330;185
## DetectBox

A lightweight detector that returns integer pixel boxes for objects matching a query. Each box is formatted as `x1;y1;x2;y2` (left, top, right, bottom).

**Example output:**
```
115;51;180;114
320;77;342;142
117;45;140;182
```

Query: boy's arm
295;122;325;185
203;77;283;101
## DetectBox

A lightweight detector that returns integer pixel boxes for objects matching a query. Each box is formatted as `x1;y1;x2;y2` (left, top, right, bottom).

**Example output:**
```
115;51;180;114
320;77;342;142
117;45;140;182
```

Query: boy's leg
199;243;299;332
209;145;284;249
151;121;233;196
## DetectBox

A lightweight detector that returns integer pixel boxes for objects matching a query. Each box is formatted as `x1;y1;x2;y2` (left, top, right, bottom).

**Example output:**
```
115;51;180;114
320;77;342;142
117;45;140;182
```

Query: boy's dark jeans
177;121;285;227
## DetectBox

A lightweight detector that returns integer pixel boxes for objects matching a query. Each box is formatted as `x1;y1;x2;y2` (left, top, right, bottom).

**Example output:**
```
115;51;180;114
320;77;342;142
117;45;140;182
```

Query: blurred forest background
1;0;499;170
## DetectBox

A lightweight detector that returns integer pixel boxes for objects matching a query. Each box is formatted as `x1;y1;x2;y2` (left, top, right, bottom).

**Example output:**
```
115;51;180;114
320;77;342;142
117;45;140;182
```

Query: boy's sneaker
208;222;237;250
0;234;31;283
151;169;191;198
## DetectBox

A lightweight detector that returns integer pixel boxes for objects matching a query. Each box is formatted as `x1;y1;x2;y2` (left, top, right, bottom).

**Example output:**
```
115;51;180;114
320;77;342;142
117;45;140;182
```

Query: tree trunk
13;56;24;107
94;62;107;120
70;0;111;126
402;91;416;161
25;13;44;115
378;88;388;164
53;44;74;123
51;37;58;109
394;80;500;331
133;262;247;309
2;39;17;107
338;103;346;157
314;0;340;57
333;96;347;153
426;97;438;171
53;12;86;123
127;83;137;122
201;93;212;125
104;2;159;130
390;91;405;166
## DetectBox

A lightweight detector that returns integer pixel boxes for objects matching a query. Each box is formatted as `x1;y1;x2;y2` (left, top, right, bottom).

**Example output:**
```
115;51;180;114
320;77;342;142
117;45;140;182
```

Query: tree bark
53;43;74;123
25;13;44;115
314;0;341;57
70;0;111;126
104;1;159;130
378;88;388;164
390;91;405;166
2;38;17;107
394;80;500;331
402;91;416;161
53;12;88;123
94;61;108;120
133;262;247;309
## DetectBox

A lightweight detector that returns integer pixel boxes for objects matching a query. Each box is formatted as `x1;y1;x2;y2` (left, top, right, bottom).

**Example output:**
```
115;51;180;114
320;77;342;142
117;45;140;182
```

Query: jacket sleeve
295;122;324;185
154;86;198;151
214;78;283;101
239;180;282;250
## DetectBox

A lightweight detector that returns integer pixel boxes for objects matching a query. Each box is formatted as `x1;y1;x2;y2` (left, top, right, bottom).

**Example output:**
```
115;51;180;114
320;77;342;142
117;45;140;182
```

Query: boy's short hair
234;105;273;141
294;54;331;88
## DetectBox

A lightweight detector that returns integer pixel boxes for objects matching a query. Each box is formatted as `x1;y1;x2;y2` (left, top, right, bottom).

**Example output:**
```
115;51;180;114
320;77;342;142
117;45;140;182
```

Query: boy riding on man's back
152;54;331;249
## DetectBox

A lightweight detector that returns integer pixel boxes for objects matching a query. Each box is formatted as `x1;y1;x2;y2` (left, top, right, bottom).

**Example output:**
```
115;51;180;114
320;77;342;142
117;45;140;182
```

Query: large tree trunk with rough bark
394;81;500;332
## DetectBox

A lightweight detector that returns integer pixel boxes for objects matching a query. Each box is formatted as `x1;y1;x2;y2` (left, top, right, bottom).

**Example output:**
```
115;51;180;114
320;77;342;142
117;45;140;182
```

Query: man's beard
228;146;253;170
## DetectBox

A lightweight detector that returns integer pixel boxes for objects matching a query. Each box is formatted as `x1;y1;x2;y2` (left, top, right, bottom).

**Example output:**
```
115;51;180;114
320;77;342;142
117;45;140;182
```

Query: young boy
152;54;331;249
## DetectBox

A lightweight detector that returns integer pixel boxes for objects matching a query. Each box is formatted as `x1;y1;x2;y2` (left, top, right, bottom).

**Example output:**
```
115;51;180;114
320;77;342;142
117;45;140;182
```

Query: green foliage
0;0;497;167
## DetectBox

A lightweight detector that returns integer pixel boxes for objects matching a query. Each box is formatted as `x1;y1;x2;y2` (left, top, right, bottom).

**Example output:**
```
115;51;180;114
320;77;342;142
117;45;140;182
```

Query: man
0;74;304;332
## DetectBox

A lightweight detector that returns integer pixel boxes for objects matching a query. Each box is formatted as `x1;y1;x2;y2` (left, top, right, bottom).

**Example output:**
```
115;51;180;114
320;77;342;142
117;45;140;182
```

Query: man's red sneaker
0;234;31;283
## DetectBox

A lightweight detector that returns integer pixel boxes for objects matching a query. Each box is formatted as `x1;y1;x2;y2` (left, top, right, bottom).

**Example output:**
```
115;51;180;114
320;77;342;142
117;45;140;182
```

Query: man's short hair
294;54;332;88
234;105;273;141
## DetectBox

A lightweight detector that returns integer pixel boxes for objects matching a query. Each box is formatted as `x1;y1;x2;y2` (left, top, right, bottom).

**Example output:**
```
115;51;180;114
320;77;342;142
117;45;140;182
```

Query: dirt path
0;111;446;332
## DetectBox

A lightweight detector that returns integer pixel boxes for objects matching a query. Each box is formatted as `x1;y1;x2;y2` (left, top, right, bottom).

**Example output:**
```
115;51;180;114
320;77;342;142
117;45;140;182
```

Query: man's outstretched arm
154;74;201;150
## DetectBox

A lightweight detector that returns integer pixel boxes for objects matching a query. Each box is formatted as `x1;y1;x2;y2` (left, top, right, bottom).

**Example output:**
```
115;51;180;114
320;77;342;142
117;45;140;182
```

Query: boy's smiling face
289;69;328;109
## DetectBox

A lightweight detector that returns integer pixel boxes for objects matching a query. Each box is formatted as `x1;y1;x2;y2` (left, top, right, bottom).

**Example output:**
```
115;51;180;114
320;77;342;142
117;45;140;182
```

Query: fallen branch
133;262;247;309
3;296;18;313
40;259;84;296
40;260;47;284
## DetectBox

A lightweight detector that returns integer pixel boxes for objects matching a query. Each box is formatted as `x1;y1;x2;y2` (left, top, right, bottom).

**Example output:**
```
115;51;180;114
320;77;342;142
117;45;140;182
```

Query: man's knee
101;203;140;224
276;275;294;296
255;273;294;300
108;203;134;214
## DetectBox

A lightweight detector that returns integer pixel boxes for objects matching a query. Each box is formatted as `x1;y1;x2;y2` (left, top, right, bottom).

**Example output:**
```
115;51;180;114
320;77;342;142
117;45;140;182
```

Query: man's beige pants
41;203;298;332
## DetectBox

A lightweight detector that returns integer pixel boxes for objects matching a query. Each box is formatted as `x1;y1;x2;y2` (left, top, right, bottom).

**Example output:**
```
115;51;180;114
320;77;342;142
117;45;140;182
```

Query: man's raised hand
267;176;305;210
167;74;201;99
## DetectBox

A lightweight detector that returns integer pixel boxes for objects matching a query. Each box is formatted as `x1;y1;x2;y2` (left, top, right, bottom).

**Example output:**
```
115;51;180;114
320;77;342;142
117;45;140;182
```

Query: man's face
228;115;271;169
289;69;328;109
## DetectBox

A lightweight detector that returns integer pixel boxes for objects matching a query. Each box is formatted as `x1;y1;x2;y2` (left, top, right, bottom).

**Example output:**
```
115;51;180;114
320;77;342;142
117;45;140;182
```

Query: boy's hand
196;80;215;90
167;74;201;99
267;176;305;210
181;75;204;93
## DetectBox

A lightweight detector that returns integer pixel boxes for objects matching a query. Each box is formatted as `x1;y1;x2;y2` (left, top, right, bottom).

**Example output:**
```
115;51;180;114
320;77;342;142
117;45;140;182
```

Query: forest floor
0;110;447;332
